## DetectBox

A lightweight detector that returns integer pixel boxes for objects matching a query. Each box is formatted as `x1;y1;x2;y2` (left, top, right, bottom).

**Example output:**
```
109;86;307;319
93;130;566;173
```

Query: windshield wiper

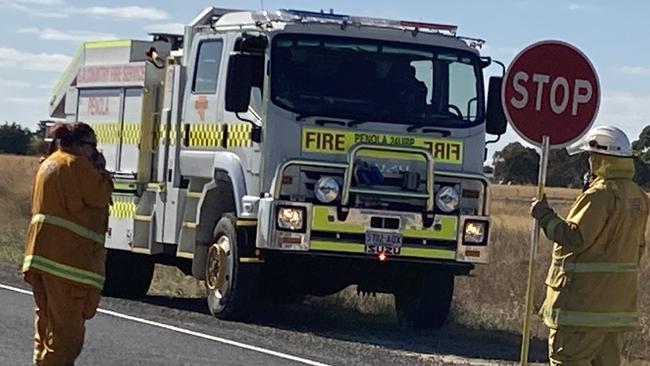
406;126;451;137
315;119;346;127
405;115;464;133
295;113;320;121
346;119;372;127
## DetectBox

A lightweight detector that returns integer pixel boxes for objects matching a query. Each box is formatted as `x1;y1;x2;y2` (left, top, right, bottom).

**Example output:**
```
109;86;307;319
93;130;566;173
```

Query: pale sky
0;0;648;161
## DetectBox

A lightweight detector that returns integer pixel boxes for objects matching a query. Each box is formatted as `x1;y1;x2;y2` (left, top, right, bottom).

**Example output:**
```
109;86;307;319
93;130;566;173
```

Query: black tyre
394;270;454;330
103;249;155;299
205;214;259;321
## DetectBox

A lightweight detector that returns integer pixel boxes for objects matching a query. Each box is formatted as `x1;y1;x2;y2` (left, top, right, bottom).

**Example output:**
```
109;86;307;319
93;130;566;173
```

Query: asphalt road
1;284;320;366
0;262;547;366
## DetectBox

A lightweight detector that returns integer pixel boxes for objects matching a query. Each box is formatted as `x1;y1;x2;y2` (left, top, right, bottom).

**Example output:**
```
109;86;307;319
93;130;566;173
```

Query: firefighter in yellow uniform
531;126;649;366
23;122;113;365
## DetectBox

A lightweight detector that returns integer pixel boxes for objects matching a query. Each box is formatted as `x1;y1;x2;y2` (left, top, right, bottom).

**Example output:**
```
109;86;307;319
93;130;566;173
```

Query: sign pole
519;135;550;366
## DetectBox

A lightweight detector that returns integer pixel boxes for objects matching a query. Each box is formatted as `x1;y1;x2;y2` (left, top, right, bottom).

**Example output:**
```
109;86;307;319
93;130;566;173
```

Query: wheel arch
183;151;249;279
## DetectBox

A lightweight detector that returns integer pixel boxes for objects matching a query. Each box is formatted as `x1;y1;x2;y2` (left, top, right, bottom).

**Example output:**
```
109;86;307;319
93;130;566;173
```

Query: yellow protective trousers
29;272;101;365
548;328;623;366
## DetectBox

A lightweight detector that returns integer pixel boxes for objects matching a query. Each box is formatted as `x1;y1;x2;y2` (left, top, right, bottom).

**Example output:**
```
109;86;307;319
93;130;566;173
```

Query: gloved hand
530;194;553;220
94;151;106;171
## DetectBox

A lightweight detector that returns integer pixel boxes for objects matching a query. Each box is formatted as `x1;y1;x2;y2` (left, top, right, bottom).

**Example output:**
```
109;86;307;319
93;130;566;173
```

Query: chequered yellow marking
110;195;135;219
187;124;223;148
91;123;141;145
158;124;178;146
122;123;141;145
170;126;177;143
92;123;120;144
227;123;252;148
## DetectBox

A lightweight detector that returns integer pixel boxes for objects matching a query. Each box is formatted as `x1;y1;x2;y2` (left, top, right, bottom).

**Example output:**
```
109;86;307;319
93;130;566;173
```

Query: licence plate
365;231;402;255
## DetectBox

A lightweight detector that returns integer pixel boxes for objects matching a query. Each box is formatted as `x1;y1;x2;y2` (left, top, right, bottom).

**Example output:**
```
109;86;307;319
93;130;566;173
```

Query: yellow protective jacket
539;155;649;331
23;150;113;290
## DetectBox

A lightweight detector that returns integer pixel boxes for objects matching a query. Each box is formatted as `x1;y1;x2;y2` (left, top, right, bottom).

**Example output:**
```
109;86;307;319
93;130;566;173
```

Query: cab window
193;40;224;94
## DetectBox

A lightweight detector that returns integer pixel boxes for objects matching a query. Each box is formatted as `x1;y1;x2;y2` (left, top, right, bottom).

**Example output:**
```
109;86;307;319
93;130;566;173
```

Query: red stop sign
502;40;600;147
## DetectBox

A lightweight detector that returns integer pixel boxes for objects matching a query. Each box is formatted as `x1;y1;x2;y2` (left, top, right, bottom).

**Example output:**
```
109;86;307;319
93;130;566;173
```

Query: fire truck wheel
394;270;454;330
103;249;155;299
205;214;258;321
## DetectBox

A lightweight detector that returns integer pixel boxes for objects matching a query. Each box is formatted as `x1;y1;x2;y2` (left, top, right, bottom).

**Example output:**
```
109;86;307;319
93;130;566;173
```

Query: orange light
378;252;387;261
282;236;302;244
465;250;481;257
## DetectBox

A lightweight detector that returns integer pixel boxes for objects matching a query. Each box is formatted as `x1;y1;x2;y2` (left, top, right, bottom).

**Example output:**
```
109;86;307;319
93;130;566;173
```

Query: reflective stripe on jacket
23;150;113;290
539;155;649;331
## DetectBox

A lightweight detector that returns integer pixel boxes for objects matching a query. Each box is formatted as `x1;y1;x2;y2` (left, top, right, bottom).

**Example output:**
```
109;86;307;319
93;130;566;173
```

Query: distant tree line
0;122;47;156
492;125;650;189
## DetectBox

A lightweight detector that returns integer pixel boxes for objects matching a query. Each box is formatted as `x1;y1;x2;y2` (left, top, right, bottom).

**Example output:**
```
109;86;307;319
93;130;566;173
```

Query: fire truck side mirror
225;54;253;113
485;76;507;135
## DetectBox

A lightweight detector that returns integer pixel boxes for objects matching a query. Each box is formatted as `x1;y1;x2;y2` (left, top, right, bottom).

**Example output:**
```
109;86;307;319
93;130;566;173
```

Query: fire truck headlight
314;177;339;203
276;206;305;231
464;221;487;244
435;186;459;213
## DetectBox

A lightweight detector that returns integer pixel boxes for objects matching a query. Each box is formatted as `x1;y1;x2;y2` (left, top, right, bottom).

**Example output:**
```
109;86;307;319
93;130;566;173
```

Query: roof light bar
399;20;458;33
284;9;350;21
279;9;458;35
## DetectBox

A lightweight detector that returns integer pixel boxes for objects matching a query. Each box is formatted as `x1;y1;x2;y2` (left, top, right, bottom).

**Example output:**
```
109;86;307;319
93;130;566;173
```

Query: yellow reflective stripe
110;196;135;219
544;307;638;328
32;214;105;244
403;216;458;240
311;241;365;253
122;123;141;145
312;206;457;241
400;247;456;260
158;124;179;146
113;181;137;191
553;259;638;273
227;123;253;147
92;123;121;144
147;182;165;192
90;123;141;145
183;222;198;229
236;219;258;227
186;123;223;148
311;206;365;234
301;127;463;164
85;40;132;49
23;255;105;289
239;257;264;263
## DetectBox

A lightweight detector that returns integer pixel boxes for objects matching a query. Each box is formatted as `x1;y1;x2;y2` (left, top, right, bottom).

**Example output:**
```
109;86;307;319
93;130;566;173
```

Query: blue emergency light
283;9;350;21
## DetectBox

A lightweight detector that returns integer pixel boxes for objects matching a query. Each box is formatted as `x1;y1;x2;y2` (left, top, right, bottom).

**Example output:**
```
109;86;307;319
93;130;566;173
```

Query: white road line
0;283;332;366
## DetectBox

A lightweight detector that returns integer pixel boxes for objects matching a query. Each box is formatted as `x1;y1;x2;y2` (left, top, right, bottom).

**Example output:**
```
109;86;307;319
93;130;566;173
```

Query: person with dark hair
23;122;113;365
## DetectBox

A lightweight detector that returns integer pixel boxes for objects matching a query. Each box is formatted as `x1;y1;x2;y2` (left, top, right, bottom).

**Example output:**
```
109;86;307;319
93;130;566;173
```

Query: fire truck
47;7;507;328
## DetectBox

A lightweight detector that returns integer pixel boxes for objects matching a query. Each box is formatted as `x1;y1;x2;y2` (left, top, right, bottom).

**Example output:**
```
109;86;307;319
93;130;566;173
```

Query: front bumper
256;199;490;264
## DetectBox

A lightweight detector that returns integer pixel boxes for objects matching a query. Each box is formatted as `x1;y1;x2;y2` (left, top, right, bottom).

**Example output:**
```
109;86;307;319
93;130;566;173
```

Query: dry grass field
1;154;649;364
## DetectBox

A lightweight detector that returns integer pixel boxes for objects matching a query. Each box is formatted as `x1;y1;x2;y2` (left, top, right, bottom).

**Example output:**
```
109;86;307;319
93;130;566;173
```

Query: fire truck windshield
271;34;484;128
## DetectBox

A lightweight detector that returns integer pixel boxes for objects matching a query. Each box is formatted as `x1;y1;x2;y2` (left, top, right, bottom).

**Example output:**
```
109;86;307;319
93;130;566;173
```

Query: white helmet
567;126;633;157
